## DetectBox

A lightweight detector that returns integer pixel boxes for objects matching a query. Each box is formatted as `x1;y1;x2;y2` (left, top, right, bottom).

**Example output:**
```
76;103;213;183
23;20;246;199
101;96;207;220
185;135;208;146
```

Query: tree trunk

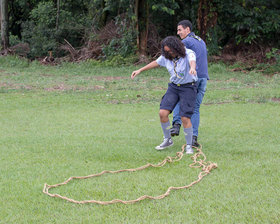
1;0;9;50
197;0;217;41
98;0;108;28
56;0;60;30
135;0;149;56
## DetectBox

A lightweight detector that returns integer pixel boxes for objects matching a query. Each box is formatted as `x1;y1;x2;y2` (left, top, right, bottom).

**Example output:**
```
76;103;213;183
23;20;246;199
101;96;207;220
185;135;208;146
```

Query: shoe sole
155;142;174;151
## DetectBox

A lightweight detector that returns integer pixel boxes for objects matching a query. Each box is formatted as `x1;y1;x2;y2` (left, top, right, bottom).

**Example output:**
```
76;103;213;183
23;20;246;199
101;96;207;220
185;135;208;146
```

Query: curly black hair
161;36;186;60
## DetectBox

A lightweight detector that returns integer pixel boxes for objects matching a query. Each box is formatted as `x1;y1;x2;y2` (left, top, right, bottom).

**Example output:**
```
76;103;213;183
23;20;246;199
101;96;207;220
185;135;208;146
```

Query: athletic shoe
155;137;173;150
170;123;181;136
186;145;193;154
192;136;199;147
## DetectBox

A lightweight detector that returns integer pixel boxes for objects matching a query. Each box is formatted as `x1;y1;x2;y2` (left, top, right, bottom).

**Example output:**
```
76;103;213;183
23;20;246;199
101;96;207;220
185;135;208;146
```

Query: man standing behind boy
170;20;209;147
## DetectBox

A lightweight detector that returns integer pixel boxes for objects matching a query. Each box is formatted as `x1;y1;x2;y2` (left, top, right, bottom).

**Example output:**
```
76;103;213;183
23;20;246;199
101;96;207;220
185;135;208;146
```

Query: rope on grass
43;144;217;204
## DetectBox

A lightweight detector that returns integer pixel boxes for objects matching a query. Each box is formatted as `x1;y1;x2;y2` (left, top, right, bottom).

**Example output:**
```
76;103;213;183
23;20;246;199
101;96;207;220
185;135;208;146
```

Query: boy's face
177;25;190;39
164;46;176;59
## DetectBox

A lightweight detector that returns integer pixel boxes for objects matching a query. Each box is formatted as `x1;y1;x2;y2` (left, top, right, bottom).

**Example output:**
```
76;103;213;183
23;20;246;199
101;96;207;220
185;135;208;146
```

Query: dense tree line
1;0;280;60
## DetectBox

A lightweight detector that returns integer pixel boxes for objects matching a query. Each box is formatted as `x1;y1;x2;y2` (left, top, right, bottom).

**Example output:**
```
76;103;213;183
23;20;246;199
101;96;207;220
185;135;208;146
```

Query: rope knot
176;151;183;158
211;163;218;169
166;156;173;163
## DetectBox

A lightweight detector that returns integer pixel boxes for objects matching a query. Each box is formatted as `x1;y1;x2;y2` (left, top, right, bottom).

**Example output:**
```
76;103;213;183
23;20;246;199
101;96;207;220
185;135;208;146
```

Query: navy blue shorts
160;82;197;118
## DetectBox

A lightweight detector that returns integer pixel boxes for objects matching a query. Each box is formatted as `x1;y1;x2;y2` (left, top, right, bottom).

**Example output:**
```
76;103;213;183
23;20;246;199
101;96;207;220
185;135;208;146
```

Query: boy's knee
181;116;192;128
159;110;170;121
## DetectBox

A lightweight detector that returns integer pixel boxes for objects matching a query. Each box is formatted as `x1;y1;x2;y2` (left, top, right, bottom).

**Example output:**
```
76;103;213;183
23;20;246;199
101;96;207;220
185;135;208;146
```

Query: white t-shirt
156;48;197;84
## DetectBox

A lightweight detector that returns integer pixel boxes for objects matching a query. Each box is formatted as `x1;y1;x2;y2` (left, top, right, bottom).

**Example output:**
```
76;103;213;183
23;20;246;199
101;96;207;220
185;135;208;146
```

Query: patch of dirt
154;86;166;90
226;78;239;82
94;85;105;89
45;84;72;91
271;97;280;102
40;73;56;77
44;84;105;92
204;101;234;105
94;76;128;81
0;82;33;90
0;72;20;76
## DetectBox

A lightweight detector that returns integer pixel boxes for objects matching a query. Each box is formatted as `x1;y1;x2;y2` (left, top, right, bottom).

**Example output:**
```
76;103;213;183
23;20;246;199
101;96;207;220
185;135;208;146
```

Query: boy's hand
189;67;197;75
131;70;141;79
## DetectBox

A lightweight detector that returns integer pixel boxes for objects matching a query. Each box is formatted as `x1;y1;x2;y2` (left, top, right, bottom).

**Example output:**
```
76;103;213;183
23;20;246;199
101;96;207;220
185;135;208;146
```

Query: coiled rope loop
43;144;217;205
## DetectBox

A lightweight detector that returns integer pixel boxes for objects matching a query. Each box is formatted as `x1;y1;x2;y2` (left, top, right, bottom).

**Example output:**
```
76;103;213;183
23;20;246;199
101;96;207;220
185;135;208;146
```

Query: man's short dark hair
177;20;192;31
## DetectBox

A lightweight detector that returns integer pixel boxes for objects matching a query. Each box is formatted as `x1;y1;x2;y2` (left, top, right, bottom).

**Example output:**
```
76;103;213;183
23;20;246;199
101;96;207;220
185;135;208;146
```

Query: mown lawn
0;56;279;223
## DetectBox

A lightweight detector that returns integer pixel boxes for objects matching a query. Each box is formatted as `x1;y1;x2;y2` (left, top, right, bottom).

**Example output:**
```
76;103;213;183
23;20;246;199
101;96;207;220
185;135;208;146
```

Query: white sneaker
186;145;193;154
155;138;173;150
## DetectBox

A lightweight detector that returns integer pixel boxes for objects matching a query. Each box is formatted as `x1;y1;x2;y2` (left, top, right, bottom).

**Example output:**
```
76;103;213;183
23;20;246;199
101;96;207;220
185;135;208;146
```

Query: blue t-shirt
182;32;209;80
156;48;198;84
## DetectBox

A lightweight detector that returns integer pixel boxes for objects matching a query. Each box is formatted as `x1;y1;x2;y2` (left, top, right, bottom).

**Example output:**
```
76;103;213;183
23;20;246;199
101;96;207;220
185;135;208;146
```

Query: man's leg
191;78;207;146
170;102;182;136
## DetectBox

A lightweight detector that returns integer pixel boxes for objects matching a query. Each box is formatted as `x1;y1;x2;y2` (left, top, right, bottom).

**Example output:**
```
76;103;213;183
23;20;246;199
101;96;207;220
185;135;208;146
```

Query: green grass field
0;56;279;223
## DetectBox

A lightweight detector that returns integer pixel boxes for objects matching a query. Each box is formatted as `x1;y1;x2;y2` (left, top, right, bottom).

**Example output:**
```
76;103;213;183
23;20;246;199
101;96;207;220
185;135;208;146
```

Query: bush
102;16;137;59
21;2;58;58
219;0;280;46
20;1;91;59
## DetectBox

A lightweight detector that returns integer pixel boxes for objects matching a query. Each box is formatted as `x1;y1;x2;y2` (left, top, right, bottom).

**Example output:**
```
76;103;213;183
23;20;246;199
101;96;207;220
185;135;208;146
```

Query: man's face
177;25;190;39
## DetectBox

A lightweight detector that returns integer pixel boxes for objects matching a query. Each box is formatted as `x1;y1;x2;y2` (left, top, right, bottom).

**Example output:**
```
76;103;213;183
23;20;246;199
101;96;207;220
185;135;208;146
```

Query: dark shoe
170;123;181;136
192;136;199;147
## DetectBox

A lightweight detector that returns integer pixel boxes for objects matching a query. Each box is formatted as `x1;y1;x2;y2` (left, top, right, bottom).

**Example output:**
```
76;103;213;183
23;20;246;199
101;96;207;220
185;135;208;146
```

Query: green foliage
9;33;22;46
65;55;139;69
206;27;222;56
266;48;280;63
20;1;93;58
102;54;139;66
149;0;182;38
151;0;180;15
21;1;59;58
218;0;280;46
30;1;56;25
102;16;137;59
253;48;280;75
97;1;137;58
6;0;280;59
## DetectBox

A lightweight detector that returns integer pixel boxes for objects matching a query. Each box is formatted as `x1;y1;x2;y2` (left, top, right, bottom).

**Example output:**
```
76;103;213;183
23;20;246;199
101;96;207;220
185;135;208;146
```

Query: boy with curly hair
131;36;197;154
